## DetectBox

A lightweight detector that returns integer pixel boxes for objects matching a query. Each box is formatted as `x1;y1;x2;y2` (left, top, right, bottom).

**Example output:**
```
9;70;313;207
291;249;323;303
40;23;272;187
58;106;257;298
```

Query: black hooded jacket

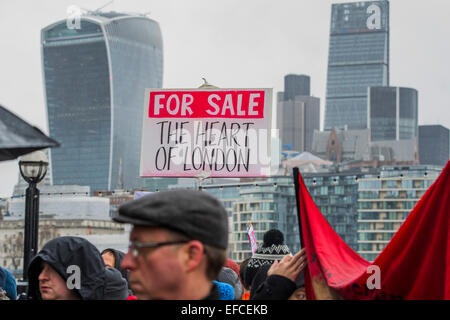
28;236;129;300
101;248;128;280
101;248;132;293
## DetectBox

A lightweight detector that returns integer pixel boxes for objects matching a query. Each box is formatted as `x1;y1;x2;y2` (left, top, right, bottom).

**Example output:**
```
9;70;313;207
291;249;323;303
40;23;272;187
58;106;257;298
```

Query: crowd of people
0;189;307;300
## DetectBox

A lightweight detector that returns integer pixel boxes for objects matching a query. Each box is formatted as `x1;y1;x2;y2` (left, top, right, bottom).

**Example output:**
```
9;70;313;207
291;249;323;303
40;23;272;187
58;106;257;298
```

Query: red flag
294;161;450;300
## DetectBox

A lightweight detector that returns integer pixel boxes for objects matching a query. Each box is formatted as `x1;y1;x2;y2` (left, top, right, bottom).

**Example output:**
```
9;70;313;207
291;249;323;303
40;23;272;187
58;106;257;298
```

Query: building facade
369;86;418;141
278;74;320;153
41;12;163;192
0;218;125;277
283;74;310;101
7;185;110;220
311;128;371;163
419;125;450;166
202;177;300;262
324;0;390;130
278;97;320;153
302;170;371;251
357;165;442;261
311;127;418;165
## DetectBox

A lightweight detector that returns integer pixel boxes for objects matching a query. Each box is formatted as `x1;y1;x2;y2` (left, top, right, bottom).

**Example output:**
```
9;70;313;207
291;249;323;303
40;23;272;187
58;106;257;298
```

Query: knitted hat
0;267;17;300
263;229;284;247
247;244;291;269
225;259;240;278
244;229;290;289
213;280;234;300
217;267;242;300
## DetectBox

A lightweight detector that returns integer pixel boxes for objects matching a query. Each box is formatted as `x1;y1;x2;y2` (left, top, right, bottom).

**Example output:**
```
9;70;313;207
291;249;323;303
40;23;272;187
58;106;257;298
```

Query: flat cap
114;189;229;250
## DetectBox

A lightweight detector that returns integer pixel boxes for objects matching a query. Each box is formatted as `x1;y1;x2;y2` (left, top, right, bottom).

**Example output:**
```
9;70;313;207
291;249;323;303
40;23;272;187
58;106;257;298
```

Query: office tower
202;177;299;262
368;87;418;141
324;0;390;131
419;125;450;166
284;74;310;101
277;74;320;152
41;12;163;192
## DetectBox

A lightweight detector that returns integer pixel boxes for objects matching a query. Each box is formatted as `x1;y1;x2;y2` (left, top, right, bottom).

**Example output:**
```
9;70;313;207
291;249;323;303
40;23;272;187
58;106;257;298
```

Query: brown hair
203;245;227;281
165;229;226;281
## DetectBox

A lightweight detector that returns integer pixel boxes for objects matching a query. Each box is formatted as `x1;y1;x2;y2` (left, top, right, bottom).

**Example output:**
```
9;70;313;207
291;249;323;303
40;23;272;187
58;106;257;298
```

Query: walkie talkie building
41;12;163;192
324;0;389;131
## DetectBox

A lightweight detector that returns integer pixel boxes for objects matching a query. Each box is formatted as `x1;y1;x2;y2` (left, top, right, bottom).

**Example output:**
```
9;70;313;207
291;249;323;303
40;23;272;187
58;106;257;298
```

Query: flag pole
293;167;304;249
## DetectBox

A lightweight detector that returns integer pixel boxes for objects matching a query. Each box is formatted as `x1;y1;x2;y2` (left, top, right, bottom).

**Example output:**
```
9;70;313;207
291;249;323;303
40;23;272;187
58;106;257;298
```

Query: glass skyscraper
419;125;450;166
41;12;163;192
283;74;310;101
324;0;389;131
369;87;418;141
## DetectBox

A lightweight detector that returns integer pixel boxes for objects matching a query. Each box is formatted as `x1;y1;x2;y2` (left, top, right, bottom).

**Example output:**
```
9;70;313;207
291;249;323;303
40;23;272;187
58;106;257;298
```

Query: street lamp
18;150;48;284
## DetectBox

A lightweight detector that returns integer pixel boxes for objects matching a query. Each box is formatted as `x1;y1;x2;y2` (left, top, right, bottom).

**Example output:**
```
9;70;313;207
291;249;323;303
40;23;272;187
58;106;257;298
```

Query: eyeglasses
128;240;189;259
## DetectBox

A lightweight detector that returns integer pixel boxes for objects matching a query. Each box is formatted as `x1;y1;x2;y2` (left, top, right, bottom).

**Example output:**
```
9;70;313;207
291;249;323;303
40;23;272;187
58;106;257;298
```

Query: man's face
102;251;115;268
38;262;79;300
121;226;186;300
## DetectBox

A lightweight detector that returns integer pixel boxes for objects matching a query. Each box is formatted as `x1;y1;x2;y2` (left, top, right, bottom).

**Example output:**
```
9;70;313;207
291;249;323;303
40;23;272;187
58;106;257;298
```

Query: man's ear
182;240;204;272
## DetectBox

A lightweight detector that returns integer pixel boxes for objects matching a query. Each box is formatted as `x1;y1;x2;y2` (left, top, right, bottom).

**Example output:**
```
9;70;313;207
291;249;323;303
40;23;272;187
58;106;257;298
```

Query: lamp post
18;151;48;283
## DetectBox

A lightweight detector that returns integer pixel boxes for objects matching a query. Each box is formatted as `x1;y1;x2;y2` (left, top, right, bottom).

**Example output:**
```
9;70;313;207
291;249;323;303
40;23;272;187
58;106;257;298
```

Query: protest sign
140;88;273;177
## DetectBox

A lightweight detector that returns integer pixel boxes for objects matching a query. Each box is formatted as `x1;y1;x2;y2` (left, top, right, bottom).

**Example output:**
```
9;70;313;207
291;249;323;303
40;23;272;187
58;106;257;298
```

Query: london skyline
1;0;449;197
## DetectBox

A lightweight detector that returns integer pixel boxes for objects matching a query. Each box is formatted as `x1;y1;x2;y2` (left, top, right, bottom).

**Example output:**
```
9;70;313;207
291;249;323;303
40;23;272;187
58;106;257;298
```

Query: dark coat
250;264;296;300
28;236;128;300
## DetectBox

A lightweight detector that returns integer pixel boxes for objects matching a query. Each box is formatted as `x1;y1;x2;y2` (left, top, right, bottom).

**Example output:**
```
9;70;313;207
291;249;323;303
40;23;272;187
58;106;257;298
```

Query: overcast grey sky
1;0;449;197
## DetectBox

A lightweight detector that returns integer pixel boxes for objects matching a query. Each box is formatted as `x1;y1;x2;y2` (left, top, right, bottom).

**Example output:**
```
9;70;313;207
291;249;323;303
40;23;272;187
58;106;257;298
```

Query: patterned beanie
243;229;291;289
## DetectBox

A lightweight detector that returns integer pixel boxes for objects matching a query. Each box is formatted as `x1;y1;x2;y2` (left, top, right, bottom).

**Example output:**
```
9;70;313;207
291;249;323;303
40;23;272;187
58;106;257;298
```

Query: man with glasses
114;189;229;300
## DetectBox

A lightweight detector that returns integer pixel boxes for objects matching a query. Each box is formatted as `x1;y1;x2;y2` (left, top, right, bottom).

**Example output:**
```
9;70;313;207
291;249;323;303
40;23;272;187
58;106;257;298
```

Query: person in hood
101;248;133;294
27;236;129;300
0;266;17;300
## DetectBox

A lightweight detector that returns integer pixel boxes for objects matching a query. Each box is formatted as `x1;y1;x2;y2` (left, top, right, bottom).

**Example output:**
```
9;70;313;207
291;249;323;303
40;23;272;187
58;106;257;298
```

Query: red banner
294;161;450;300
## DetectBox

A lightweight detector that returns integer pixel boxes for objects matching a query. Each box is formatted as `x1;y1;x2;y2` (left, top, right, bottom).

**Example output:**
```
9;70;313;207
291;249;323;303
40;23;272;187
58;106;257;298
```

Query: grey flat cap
113;189;229;250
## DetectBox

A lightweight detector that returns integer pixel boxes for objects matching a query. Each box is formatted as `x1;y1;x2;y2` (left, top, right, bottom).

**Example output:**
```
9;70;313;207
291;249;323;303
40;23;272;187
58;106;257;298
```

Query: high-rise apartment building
202;177;300;262
324;0;390;131
368;87;418;141
357;165;441;262
41;12;163;192
302;170;369;251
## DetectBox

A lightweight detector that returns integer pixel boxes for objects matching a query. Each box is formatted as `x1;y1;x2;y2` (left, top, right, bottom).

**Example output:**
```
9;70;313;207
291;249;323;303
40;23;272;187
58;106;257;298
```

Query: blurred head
0;267;17;300
102;251;115;268
239;257;252;290
121;226;225;300
115;190;229;300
